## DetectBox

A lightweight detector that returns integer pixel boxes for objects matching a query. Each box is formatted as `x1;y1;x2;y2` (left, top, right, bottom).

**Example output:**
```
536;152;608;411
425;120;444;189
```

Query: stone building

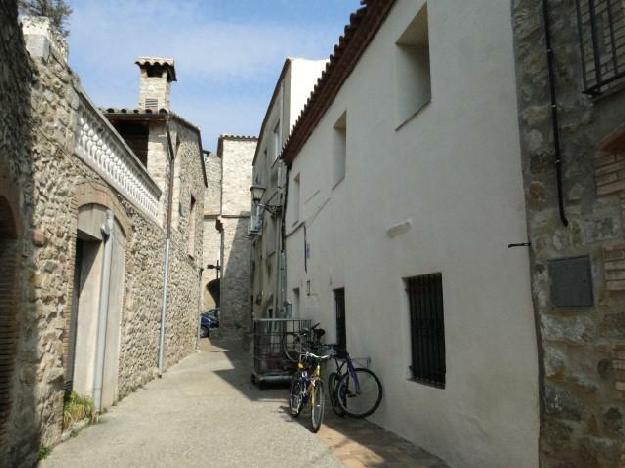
249;58;327;319
0;7;205;466
512;0;625;465
202;135;257;335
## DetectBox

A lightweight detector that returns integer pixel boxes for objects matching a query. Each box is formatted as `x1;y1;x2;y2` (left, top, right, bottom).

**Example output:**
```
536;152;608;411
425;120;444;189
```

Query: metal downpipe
93;210;114;412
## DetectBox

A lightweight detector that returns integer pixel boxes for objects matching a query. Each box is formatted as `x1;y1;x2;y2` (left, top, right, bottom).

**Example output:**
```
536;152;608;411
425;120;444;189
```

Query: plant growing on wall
18;0;72;37
62;392;95;430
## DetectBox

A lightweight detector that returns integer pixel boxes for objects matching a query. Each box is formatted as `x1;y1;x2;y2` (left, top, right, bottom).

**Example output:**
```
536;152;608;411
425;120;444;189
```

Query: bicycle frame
331;351;361;394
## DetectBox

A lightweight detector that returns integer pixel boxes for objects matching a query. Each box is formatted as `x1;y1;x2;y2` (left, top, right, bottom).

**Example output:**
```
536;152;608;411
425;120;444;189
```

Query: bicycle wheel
282;332;302;363
336;368;382;418
328;372;345;417
310;380;325;433
289;372;303;417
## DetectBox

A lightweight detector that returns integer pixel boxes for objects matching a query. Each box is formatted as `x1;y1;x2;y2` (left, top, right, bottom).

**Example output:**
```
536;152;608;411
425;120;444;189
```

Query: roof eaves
281;0;396;165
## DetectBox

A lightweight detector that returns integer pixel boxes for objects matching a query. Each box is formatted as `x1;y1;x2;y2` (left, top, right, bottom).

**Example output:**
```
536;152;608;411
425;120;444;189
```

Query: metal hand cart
251;318;311;387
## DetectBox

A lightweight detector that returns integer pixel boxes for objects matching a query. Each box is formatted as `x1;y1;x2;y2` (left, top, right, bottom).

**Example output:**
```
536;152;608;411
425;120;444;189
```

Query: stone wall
0;3;39;466
217;136;256;335
163;121;205;367
202;152;222;309
221;137;256;216
221;217;251;331
512;0;625;465
0;13;204;465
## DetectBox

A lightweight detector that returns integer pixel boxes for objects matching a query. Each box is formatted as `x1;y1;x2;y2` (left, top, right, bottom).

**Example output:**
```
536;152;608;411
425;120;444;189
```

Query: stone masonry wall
221;138;256;216
0;3;39;466
512;0;625;465
218;137;256;336
202;152;222;309
164;121;205;368
221;217;251;331
0;14;203;465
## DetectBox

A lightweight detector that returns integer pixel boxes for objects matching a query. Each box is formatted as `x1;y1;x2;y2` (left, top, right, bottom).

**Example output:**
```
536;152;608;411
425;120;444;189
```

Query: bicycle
288;350;330;432
282;322;325;363
324;345;383;419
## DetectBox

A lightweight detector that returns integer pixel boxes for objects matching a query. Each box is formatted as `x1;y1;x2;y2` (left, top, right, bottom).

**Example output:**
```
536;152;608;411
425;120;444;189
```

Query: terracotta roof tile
282;0;396;164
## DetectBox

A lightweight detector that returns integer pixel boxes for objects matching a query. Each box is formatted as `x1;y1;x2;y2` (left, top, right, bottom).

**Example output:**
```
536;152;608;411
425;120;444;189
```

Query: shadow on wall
0;2;42;466
220;214;252;335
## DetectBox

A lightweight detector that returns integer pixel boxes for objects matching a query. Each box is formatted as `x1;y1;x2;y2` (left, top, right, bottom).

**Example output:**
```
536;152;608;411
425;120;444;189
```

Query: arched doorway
0;196;19;452
65;204;126;411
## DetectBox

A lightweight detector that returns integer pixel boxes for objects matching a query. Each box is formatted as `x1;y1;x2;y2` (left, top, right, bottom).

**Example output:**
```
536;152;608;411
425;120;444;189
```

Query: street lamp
250;184;266;204
250;184;282;215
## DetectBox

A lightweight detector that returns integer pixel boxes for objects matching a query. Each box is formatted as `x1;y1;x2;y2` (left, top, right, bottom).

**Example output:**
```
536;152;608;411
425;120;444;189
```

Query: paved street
40;338;447;468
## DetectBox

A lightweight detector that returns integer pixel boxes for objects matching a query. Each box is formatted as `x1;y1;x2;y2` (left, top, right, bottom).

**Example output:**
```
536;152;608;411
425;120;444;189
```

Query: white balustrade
74;98;162;223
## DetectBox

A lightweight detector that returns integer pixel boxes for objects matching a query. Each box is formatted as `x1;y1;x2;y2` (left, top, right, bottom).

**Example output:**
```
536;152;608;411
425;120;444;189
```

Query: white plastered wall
285;1;539;467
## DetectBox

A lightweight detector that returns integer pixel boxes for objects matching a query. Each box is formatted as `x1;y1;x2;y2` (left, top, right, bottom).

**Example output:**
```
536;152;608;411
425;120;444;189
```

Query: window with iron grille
405;273;445;388
576;0;625;95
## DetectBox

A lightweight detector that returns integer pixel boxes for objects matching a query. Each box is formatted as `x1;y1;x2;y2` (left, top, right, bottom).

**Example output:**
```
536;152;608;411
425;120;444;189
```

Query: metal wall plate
548;255;593;308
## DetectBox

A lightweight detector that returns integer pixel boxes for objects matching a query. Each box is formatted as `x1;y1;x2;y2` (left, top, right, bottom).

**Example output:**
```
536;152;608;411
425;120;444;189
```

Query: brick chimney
135;57;176;112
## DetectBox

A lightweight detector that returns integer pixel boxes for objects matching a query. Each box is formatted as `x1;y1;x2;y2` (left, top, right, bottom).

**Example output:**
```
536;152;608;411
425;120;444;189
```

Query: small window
405;273;445;388
333;112;347;186
273;121;281;160
396;4;431;126
576;0;625;95
188;195;196;256
334;288;346;351
291;173;300;224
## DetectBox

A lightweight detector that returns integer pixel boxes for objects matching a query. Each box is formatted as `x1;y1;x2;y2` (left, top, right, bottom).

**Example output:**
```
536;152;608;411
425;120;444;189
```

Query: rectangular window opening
405;273;445;388
188;195;196;256
396;4;431;126
273;121;281;160
292;173;300;225
333;112;347;186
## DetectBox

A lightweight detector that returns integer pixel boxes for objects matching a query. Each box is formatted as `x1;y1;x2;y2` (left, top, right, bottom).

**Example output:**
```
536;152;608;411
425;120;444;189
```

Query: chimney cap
135;57;177;81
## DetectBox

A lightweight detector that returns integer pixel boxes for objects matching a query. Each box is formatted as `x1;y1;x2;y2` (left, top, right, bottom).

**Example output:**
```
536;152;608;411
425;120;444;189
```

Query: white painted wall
285;1;539;467
251;58;327;317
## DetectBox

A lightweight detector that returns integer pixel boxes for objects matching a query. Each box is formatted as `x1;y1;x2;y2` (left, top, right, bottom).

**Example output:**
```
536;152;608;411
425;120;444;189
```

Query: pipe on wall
542;0;569;227
158;120;176;374
93;210;114;412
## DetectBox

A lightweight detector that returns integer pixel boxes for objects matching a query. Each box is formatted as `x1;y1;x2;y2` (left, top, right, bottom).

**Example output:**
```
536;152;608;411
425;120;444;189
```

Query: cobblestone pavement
40;337;448;468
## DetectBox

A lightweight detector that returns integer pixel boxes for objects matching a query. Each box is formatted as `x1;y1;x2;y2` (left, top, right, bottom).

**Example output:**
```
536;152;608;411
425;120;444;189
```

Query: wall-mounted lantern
250;185;282;215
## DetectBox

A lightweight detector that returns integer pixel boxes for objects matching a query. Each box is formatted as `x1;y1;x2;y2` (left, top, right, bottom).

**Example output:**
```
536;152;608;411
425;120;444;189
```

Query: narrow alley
39;338;447;468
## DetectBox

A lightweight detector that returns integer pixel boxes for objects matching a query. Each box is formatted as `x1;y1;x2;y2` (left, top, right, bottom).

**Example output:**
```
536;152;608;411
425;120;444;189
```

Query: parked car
200;308;220;338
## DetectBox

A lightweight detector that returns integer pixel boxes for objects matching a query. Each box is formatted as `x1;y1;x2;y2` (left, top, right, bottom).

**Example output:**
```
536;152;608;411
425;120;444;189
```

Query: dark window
405;273;445;388
334;288;346;351
576;0;625;95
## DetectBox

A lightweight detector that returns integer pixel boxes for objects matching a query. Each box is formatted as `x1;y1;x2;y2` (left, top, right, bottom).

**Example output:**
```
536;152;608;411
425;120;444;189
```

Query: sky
66;0;361;151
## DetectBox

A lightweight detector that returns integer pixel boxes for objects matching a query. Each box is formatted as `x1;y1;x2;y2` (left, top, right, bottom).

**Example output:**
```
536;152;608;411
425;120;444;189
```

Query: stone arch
0;169;21;453
62;182;131;390
72;182;131;236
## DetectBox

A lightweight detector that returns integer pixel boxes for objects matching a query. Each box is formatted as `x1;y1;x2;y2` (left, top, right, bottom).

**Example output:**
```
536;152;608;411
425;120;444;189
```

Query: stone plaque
549;255;593;308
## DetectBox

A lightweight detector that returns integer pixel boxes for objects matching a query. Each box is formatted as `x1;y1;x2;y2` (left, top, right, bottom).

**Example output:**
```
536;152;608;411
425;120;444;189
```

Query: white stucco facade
250;58;327;318
284;1;539;467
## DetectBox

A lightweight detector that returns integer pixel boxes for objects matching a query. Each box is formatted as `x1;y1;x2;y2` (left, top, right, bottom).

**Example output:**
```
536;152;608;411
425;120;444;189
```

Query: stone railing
74;92;162;223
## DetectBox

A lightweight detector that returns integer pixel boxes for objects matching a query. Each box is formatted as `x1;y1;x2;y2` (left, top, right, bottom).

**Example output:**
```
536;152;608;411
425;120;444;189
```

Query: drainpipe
542;0;569;227
196;266;204;348
158;119;176;375
93;210;114;412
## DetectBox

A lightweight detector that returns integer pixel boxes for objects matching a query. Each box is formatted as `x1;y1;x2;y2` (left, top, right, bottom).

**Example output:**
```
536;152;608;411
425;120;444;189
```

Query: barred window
405;273;446;388
576;0;625;94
